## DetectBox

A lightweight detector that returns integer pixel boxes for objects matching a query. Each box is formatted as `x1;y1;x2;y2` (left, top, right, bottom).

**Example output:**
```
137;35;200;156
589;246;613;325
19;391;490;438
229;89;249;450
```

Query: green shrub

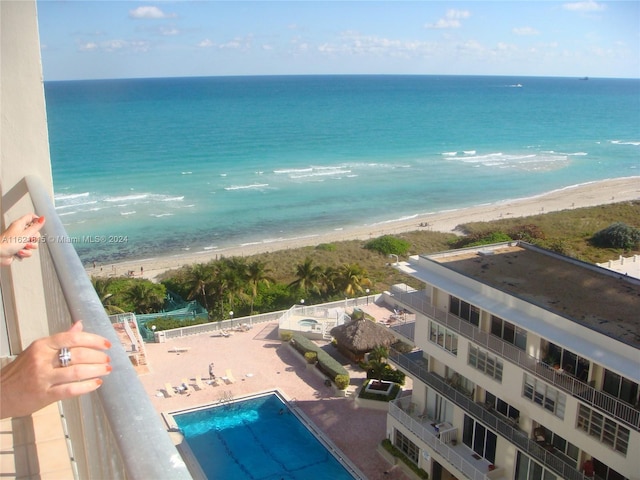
591;222;640;249
315;243;336;251
304;351;318;364
381;439;429;479
367;365;406;385
364;235;411;256
144;316;208;331
358;379;401;402
290;333;319;355
334;374;350;390
280;331;293;342
316;349;349;379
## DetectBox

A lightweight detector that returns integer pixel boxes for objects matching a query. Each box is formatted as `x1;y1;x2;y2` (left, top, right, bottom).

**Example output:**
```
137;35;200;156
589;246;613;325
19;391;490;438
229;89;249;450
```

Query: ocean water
44;75;640;263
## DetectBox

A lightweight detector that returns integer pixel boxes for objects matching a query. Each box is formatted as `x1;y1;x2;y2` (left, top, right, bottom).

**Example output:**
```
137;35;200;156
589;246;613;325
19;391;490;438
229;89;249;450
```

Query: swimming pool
298;318;319;327
171;392;359;479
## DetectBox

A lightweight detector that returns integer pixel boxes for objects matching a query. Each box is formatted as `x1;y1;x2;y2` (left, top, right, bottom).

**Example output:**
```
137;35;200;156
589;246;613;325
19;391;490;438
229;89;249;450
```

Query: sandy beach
90;177;639;281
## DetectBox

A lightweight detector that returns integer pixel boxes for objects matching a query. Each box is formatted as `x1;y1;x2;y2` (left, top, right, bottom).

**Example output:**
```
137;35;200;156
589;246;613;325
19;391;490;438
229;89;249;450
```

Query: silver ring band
59;347;71;368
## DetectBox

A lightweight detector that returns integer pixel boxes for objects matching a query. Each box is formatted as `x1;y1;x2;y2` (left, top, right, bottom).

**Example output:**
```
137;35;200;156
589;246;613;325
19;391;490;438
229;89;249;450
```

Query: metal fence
26;175;191;479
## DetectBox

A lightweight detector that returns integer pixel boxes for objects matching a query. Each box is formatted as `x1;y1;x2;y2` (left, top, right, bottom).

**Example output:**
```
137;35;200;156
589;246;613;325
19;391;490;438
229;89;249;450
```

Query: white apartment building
386;241;639;480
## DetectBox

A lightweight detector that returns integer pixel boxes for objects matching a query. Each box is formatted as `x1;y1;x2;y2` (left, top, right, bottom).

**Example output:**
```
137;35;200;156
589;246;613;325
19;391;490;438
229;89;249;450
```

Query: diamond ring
59;347;71;368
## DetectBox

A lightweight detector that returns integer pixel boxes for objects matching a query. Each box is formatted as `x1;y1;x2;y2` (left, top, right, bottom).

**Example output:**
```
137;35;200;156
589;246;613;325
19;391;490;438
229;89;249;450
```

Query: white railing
26;175;191;479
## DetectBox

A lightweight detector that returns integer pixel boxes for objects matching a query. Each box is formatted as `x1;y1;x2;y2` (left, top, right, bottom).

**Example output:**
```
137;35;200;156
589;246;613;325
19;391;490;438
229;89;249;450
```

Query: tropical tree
246;260;274;315
184;263;216;311
288;257;324;297
216;257;250;317
91;277;125;315
337;263;372;297
369;345;389;363
122;281;166;314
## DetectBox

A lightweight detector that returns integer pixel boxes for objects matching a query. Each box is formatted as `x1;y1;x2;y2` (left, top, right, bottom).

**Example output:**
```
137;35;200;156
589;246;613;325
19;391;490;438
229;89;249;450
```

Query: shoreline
89;176;639;281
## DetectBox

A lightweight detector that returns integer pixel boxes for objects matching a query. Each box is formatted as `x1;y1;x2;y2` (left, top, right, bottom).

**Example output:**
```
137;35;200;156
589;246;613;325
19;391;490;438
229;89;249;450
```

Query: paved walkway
138;321;411;480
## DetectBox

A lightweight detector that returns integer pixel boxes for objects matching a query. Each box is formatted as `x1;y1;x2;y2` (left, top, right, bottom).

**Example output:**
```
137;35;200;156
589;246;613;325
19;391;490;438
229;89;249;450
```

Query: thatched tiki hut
330;318;396;362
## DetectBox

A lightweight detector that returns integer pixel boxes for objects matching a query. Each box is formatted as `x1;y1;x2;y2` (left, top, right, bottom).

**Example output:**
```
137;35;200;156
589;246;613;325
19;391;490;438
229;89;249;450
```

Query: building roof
429;243;640;348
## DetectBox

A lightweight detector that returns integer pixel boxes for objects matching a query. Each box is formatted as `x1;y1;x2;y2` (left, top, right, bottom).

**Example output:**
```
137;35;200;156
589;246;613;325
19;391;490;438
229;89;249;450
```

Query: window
485;392;520;421
429;321;458;355
592;458;629;480
546;343;590;381
523;374;566;419
515;452;557;480
469;345;503;382
577;405;629;455
462;415;496;463
491;315;526;350
449;296;480;326
446;368;475;397
426;389;453;424
603;370;639;406
394;429;419;463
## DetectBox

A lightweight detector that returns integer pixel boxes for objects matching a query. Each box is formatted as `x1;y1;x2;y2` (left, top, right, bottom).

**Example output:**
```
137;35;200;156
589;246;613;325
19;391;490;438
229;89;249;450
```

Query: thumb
67;321;84;333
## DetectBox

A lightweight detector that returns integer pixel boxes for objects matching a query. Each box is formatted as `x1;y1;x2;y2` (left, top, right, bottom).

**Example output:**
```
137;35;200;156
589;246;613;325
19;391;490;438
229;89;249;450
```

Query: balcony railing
391;290;640;432
25;176;191;479
388;399;492;480
389;348;589;480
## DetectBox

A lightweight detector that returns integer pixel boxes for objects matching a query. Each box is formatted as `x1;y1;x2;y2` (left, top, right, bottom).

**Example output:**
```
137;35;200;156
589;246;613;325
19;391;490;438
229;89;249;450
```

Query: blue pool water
172;393;356;479
298;319;319;327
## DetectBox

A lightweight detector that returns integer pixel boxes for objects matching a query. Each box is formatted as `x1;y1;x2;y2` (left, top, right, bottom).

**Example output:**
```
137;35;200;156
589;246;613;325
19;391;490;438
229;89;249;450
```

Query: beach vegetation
315;243;336;251
364;235;411;256
246;260;274;315
450;230;512;249
591;222;640;250
142;316;207;331
145;201;639;320
91;277;125;315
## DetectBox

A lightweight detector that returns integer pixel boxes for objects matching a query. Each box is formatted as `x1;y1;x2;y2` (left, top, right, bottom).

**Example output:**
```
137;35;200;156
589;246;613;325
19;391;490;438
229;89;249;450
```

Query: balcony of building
1;175;193;479
389;396;502;480
389;348;592;480
389;289;640;432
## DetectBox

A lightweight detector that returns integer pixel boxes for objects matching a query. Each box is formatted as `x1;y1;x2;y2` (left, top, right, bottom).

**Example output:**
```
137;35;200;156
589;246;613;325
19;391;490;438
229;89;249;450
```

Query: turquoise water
172;393;356;479
44;75;640;263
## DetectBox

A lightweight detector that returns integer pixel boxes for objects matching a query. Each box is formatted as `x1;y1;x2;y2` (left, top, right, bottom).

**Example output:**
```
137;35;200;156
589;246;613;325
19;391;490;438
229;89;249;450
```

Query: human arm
0;321;112;419
0;214;45;266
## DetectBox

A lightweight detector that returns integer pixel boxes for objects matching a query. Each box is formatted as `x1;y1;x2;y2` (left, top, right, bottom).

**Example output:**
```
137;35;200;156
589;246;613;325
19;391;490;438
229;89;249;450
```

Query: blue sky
37;1;640;80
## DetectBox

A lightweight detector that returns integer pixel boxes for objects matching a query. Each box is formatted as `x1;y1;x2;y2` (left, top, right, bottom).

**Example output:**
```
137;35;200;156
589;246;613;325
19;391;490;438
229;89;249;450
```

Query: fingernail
106;365;113;373
37;216;45;224
96;379;103;387
104;340;112;349
106;356;111;364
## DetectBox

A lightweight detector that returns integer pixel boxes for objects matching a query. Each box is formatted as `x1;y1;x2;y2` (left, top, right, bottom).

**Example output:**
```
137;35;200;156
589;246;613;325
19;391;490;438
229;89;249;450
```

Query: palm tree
184;263;215;311
246;260;274;315
91;277;125;315
123;282;165;314
288;257;324;297
338;263;372;297
217;257;250;316
369;345;389;363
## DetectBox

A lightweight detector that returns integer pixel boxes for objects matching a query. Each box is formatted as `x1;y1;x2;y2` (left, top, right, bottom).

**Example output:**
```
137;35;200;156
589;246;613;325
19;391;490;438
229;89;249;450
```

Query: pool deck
138;314;412;480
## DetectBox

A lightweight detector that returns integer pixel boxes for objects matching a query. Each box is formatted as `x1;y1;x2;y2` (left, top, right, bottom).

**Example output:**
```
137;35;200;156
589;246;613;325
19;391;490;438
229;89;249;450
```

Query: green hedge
291;333;349;383
381;439;429;479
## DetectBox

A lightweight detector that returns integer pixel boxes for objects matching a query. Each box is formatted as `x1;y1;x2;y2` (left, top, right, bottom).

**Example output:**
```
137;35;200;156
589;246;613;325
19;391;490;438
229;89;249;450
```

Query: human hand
0;321;112;419
0;214;46;266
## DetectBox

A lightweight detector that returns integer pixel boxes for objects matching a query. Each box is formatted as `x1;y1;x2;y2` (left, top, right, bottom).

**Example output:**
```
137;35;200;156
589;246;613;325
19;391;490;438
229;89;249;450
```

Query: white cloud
129;6;176;19
160;27;180;36
513;26;540;36
317;31;435;58
197;39;214;48
562;1;606;12
426;9;471;29
78;39;150;53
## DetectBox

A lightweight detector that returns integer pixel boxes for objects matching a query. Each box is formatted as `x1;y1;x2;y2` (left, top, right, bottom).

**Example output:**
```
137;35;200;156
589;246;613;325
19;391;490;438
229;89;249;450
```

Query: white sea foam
181;171;192;175
150;213;174;218
56;200;98;210
442;151;457;157
610;140;640;146
55;192;90;201
106;194;148;203
120;211;136;216
463;150;476;155
274;167;314;174
224;183;269;191
160;196;184;202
